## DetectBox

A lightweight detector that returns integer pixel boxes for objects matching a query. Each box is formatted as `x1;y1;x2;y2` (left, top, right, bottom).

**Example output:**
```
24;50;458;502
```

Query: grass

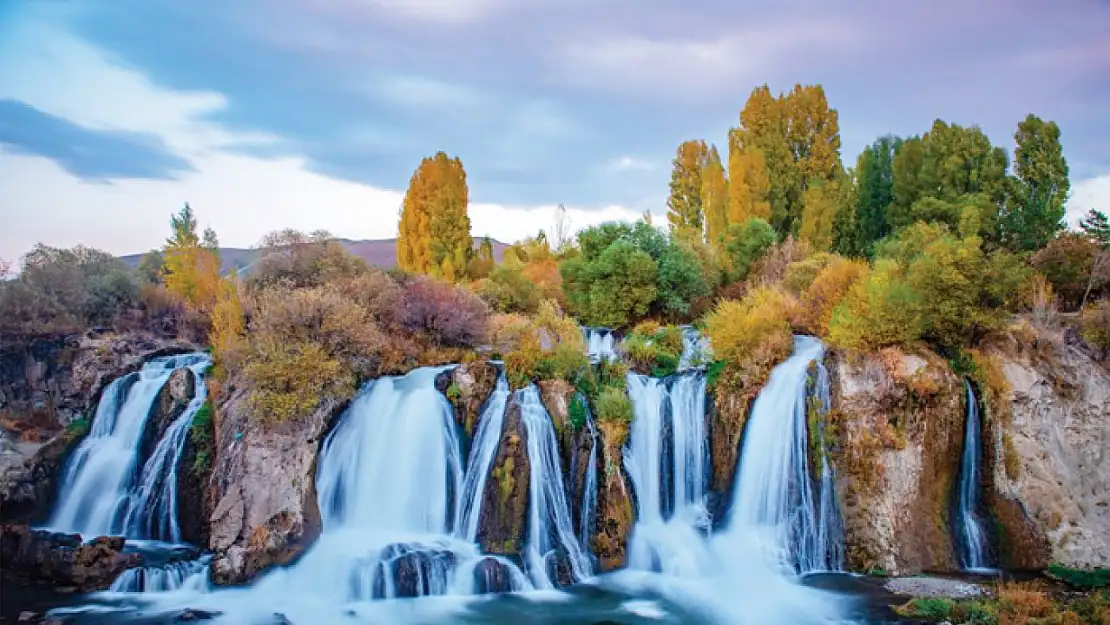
190;400;214;476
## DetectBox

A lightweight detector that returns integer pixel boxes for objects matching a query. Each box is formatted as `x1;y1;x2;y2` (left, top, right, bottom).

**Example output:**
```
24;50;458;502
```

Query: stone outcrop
0;524;141;592
476;397;530;557
137;367;196;466
0;425;92;524
707;385;755;525
472;557;515;594
0;331;198;429
538;380;596;542
983;328;1110;570
436;361;498;438
827;348;965;575
593;419;634;572
206;389;340;586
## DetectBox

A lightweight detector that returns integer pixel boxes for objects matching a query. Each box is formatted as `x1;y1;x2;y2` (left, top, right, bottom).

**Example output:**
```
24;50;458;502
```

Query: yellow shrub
209;278;245;377
705;286;796;368
827;260;923;351
798;257;868;337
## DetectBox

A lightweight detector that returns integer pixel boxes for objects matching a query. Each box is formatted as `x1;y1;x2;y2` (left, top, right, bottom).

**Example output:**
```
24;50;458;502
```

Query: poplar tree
397;152;472;281
727;146;772;225
702;145;729;246
666;140;709;237
163;203;221;312
1004;114;1069;252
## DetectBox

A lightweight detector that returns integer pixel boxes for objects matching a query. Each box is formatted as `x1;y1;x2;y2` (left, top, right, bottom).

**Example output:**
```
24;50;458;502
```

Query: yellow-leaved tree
162;203;222;313
397;152;472;281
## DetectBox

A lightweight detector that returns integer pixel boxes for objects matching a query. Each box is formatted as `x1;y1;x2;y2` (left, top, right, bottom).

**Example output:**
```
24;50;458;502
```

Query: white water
49;353;210;542
517;385;593;587
455;373;510;541
584;327;616;362
956;380;990;571
678;326;712;371
729;335;844;574
578;413;599;551
109;553;211;593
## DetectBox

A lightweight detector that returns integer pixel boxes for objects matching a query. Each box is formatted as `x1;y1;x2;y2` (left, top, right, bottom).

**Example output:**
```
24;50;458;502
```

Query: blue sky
1;0;1108;259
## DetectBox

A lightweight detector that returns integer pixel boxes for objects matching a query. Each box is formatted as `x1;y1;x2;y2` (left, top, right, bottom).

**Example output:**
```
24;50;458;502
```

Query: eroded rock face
828;348;965;575
537;380;596;541
138;367;196;466
476;397;530;557
369;544;457;598
437;361;497;438
206;389;338;586
985;332;1110;569
707;388;754;525
593;420;634;572
472;557;514;594
0;524;141;592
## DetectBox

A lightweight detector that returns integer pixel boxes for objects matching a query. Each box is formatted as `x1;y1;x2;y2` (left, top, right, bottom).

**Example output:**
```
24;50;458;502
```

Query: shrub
783;252;835;295
827;260;923;351
797;257;868;336
704;286;796;368
209;278;245;377
750;235;812;286
655;242;711;321
1081;300;1110;360
190;400;214;475
622;323;684;377
1032;233;1101;311
476;265;542;314
1047;564;1110;589
401;276;490;347
595;386;633;424
242;339;349;423
502;300;588;388
247;229;367;290
723;218;777;282
568;393;589;429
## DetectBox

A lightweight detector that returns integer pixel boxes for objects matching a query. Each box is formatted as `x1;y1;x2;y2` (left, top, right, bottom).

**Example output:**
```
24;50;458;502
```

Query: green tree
853;136;900;254
468;237;496;279
655;242;710;320
1079;209;1109;249
666;139;710;237
138;250;164;284
398;152;471;281
1003;114;1069;252
583;240;658;328
163;204;221;311
723;217;777;282
702;145;729;247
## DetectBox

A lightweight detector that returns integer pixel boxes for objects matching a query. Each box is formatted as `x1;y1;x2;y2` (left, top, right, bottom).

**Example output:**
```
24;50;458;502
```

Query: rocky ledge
0;524;141;592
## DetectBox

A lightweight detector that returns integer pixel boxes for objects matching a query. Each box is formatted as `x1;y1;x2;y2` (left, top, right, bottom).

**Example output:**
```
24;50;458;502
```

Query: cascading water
955;380;990;571
517;385;593;587
456;373;511;541
109;548;211;593
678;326;711;372
49;354;210;540
728;335;844;574
584;327;616;362
625;372;710;575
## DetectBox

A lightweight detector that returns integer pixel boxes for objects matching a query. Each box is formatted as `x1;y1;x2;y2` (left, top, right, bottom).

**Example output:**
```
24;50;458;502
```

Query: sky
1;0;1108;260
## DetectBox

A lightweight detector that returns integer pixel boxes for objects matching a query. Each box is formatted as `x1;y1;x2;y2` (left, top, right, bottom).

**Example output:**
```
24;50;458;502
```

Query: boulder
472;557;515;594
706;385;755;525
827;348;965;575
984;328;1110;569
138;367;196;467
0;524;141;592
206;389;340;585
0;427;92;524
369;544;457;598
593;420;634;572
476;397;530;557
437;361;498;438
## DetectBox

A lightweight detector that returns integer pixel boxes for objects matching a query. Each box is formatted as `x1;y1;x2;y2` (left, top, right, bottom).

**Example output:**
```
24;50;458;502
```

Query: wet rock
473;557;514;594
707;387;754;525
0;428;86;524
884;576;984;599
827;348;964;575
538;380;596;540
437;361;498;438
476;397;530;557
175;609;223;621
206;388;342;585
593;420;634;572
0;524;141;592
985;328;1110;569
369;544;457;598
139;367;196;468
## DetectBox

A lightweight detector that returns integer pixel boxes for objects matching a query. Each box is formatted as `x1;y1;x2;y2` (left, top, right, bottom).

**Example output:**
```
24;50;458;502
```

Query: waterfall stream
728;335;844;574
456;374;511;541
584;327;616;362
955;380;990;571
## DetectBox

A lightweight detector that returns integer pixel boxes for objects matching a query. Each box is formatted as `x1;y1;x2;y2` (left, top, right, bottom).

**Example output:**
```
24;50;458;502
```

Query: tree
468;237;496;279
163;204;221;312
1079;209;1110;249
702;145;729;247
138;250;164;284
397;152;471;281
1031;233;1098;311
853;136;900;254
666;139;709;237
723;217;777;282
727;146;772;225
1003;114;1069;252
798;179;840;252
655;242;711;320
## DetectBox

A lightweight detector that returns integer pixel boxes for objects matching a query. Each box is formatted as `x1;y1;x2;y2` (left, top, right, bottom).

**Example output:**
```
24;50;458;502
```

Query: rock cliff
593;419;634;571
476;396;530;557
982;327;1110;570
827;348;965;575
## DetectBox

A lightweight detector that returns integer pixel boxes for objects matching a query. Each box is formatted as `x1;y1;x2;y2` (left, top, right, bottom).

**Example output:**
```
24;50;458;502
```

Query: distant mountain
119;237;509;275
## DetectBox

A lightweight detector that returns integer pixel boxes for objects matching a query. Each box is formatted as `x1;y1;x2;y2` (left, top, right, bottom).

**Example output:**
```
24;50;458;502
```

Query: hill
119;237;509;275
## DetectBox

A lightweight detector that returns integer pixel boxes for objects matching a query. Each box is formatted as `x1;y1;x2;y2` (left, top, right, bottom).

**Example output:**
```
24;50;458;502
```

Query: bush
655;242;711;321
1047;564;1110;589
1032;233;1101;311
401;276;490;347
723;218;777;282
797;256;868;336
594;386;634;424
622;323;684;377
242;339;349;423
783;252;836;295
750;235;811;286
827;260;923;351
1081;300;1110;360
476;265;541;314
502;301;588;388
247;229;367;291
704;286;796;368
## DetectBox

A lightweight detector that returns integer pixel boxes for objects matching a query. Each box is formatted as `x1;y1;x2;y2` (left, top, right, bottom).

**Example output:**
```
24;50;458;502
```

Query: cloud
608;156;658;173
0;99;194;182
1068;173;1110;226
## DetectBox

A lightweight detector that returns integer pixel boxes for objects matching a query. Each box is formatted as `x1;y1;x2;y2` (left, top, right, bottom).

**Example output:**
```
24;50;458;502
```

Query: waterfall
727;335;844;574
49;354;210;542
109;551;211;593
517;385;592;587
578;414;599;551
625;372;711;574
678;326;711;371
955;380;990;571
455;374;510;541
584;327;616;362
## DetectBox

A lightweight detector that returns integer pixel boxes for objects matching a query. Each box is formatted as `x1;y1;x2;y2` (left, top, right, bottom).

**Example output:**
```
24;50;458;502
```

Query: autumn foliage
397;152;472;281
